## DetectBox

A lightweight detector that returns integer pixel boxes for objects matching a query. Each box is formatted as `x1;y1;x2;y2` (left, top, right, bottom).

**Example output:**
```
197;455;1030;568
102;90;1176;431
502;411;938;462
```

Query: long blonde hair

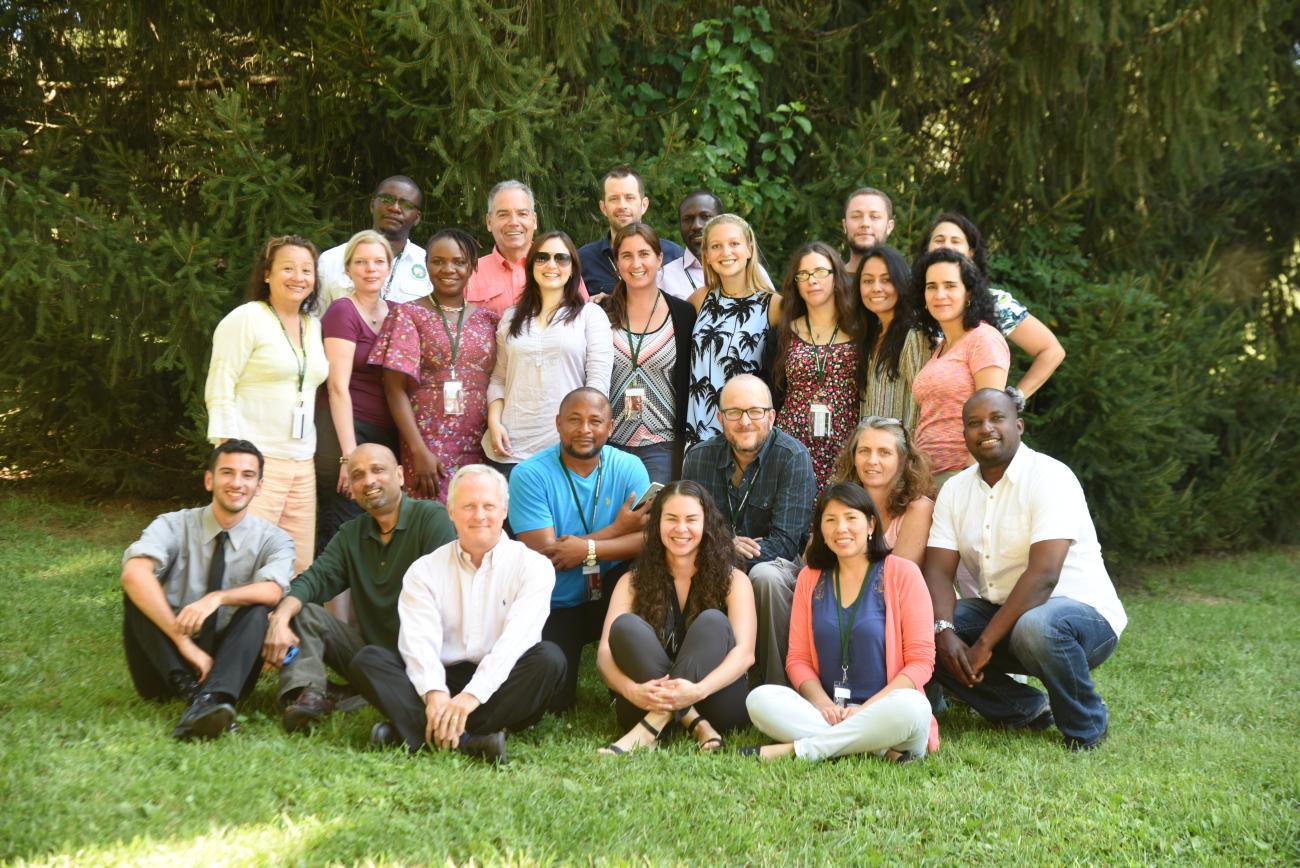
700;213;774;294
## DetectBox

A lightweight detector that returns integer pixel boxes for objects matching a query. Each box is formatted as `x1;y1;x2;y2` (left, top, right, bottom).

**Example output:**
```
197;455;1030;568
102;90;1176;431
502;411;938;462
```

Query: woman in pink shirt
745;483;938;762
909;248;1009;485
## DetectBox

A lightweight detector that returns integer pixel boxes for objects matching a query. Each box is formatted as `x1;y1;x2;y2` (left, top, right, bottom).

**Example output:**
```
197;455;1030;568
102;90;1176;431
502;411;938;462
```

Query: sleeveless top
686;290;773;445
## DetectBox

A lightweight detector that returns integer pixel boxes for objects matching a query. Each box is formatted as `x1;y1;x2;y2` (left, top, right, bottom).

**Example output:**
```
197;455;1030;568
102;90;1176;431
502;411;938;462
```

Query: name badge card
291;402;308;440
810;402;831;438
443;379;465;416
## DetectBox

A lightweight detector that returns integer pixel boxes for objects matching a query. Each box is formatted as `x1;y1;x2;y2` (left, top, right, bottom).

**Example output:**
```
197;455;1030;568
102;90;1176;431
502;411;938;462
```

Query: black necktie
199;530;228;648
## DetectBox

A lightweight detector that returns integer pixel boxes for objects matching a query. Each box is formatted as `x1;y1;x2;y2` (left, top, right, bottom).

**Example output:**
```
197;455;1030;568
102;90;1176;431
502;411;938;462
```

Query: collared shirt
928;444;1127;636
508;443;650;608
578;235;685;297
660;248;774;301
288;497;456;649
682;427;816;570
398;534;556;702
466;246;591;317
318;240;432;308
122;505;295;631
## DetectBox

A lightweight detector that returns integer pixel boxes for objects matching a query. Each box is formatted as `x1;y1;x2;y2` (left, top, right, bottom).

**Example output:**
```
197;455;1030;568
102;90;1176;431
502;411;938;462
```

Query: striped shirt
610;314;677;446
862;327;930;432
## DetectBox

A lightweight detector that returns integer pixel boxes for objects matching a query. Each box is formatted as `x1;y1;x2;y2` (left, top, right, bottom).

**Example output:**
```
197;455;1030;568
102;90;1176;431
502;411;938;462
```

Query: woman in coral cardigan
745;482;939;762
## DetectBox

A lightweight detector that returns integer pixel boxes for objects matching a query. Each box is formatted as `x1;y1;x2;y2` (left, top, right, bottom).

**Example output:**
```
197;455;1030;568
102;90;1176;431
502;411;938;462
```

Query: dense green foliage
1;2;1297;564
1;489;1297;863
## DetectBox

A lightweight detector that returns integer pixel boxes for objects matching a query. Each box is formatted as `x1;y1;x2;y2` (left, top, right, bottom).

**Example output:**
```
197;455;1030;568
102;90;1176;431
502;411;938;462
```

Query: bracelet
339;455;349;465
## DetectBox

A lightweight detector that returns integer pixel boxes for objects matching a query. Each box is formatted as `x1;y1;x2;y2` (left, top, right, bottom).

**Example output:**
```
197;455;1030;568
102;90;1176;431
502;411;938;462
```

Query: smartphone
633;482;665;511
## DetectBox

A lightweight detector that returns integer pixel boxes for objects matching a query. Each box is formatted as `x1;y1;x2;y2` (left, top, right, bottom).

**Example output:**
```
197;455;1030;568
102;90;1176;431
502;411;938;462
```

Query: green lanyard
624;291;661;380
559;454;604;535
807;316;840;388
833;564;867;677
433;298;467;372
265;302;306;394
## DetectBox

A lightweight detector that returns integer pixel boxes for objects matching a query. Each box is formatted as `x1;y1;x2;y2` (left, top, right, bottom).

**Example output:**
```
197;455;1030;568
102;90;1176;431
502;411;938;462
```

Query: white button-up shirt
317;240;432;307
660;248;775;300
398;534;556;703
928;443;1127;636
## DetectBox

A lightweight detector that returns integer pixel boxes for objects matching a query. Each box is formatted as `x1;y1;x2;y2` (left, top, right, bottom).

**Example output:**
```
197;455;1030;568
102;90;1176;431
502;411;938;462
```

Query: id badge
624;386;645;417
810;402;831;438
290;402;308;440
584;561;602;601
443;379;465;416
833;681;852;708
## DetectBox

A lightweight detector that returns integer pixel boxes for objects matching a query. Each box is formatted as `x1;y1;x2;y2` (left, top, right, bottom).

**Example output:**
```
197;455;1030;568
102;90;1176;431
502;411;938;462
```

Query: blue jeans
935;596;1118;746
614;441;674;485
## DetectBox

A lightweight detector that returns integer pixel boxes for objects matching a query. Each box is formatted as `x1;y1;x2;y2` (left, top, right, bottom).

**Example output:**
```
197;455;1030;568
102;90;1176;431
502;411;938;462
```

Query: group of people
120;168;1125;764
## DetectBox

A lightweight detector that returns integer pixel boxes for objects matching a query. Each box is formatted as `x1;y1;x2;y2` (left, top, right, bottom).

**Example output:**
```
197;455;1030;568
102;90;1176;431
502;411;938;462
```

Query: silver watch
934;619;956;634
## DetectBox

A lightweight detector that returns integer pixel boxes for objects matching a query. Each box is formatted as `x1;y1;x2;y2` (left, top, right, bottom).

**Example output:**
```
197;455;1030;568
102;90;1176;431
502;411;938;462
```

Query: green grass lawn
1;485;1297;865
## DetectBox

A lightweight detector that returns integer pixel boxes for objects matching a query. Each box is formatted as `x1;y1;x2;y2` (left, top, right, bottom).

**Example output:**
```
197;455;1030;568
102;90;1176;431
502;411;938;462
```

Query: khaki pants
250;456;316;576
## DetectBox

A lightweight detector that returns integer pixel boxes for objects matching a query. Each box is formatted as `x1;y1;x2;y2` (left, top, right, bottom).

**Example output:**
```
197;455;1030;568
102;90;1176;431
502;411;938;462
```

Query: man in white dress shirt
924;389;1126;750
349;464;566;763
317;175;433;306
660;190;773;299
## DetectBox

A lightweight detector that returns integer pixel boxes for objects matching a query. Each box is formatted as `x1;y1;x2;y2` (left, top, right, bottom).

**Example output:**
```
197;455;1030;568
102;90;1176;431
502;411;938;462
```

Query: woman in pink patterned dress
772;242;862;491
370;228;499;502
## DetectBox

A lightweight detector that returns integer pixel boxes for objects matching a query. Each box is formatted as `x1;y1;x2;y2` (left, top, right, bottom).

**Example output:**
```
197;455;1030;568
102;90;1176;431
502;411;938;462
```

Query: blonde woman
685;214;782;445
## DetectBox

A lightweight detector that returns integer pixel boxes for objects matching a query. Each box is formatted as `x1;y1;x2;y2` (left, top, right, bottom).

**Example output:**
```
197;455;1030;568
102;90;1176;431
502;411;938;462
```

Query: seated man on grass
120;439;294;740
509;387;652;712
924;388;1127;750
350;465;566;763
261;443;455;732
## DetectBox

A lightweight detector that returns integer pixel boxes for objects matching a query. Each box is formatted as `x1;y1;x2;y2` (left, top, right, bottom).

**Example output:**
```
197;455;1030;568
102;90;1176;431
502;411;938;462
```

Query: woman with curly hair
595;481;756;755
829;417;935;567
909;248;1009;486
856;244;929;431
745;482;938;763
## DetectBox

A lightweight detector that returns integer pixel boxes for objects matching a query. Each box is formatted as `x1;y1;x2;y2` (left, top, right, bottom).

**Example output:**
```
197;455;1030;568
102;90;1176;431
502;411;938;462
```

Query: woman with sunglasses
602;223;697;484
857;244;929;432
484;231;612;473
829;417;935;567
772;242;861;490
745;482;938;762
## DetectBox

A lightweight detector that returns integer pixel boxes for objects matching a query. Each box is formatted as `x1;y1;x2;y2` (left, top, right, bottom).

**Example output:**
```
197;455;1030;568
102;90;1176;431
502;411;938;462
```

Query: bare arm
686;570;757;696
972;365;1009;391
1007;315;1065;398
324;336;359;493
968;539;1070;672
383;368;444;499
890;498;935;567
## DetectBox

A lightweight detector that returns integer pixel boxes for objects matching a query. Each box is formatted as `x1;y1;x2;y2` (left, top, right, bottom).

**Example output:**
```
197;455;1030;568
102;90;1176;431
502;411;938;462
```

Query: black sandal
598;717;662;756
683;714;724;752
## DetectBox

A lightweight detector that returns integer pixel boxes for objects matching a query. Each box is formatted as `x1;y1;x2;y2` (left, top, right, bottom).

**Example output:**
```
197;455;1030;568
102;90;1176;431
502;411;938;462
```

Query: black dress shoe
282;688;334;733
167;671;201;702
457;731;507;764
173;693;236;741
369;721;404;749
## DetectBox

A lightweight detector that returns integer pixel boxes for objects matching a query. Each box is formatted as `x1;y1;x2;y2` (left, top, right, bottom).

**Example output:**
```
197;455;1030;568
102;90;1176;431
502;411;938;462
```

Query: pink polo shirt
466;246;589;317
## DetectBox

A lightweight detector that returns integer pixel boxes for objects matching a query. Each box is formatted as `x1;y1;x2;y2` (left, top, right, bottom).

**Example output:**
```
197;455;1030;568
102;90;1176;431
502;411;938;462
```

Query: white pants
746;685;931;762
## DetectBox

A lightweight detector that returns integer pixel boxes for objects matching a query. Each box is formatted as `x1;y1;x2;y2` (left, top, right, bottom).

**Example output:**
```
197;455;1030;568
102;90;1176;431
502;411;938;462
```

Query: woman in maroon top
316;230;401;550
370;228;499;501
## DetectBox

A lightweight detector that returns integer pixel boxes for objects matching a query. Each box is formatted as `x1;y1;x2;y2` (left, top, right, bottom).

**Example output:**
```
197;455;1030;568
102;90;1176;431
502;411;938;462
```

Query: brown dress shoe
282;688;334;733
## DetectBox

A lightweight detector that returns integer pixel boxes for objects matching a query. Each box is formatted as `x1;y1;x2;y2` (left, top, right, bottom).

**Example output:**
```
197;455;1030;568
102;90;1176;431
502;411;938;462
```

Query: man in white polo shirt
317;175;433;306
924;388;1126;750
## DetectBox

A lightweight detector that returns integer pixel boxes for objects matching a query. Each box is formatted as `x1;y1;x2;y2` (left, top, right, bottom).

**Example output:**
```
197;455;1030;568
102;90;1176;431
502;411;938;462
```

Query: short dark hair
246;235;321;315
910;247;997;337
426;227;481;273
805;482;891;570
373;175;424;209
844;186;894;219
558;386;611;415
603;166;645;198
679;189;723;213
208;439;264;477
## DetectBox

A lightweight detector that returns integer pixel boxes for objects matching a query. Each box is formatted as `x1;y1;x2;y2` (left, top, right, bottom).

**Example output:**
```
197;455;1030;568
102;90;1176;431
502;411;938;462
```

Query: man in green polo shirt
261;443;456;732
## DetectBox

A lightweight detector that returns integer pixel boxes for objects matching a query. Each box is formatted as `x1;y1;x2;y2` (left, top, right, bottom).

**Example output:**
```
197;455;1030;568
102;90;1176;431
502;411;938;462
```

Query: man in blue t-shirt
509;387;651;711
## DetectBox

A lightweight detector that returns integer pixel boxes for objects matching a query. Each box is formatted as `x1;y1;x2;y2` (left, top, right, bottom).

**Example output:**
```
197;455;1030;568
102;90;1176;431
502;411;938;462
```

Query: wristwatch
934;619;956;634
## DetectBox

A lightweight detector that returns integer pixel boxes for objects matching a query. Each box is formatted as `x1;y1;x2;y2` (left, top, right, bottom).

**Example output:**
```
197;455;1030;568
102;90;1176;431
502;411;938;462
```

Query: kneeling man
925;389;1127;750
350;465;566;763
120;440;294;739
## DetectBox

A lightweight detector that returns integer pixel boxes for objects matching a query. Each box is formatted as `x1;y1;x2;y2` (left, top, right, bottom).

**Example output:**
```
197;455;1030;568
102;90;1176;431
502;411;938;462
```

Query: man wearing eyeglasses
682;374;817;688
318;175;433;307
577;167;684;298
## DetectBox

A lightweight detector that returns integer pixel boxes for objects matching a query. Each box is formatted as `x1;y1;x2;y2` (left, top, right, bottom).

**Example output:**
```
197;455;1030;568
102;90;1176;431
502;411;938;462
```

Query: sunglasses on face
534;252;573;265
375;193;420;211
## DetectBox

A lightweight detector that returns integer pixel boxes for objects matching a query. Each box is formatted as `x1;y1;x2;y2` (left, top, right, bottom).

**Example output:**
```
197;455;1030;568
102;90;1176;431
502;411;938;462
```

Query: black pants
348;642;566;753
608;609;750;733
122;594;268;701
543;600;609;713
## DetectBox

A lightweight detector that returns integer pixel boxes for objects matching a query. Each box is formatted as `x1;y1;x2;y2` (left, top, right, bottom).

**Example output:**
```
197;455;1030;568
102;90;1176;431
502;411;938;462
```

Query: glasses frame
793;267;833;283
533;251;574;265
719;406;774;421
374;193;420;212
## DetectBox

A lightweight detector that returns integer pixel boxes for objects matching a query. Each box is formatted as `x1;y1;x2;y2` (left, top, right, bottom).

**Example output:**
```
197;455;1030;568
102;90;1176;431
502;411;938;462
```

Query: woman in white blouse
206;235;329;574
484;231;612;472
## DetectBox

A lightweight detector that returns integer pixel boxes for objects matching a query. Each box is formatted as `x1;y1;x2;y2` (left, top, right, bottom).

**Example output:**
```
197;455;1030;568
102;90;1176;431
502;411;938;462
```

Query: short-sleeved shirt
508;444;650;609
320;298;392;427
466;246;591;316
912;323;1010;472
318;241;431;308
928;444;1127;636
122;506;296;632
578;235;685;297
288;496;456;649
990;287;1030;336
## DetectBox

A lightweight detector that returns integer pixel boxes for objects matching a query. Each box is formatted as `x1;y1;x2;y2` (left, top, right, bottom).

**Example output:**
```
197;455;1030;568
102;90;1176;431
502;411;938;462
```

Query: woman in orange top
744;482;938;762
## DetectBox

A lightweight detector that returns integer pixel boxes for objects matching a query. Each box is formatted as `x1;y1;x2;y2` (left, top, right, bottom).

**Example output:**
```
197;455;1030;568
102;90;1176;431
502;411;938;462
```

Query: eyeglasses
534;252;573;265
794;267;833;283
375;193;420;211
720;407;772;421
